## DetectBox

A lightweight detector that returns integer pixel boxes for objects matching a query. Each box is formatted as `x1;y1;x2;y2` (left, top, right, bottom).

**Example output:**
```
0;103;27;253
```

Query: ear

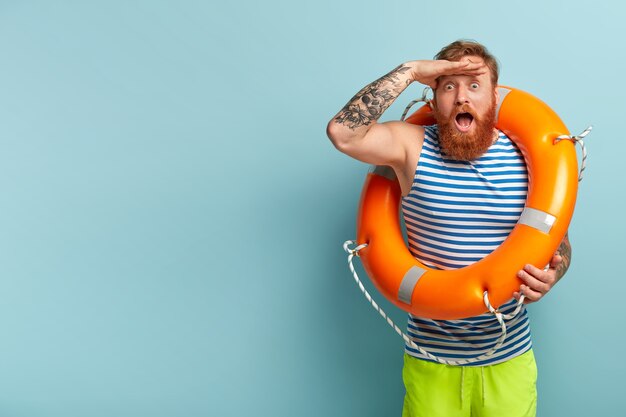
493;85;499;104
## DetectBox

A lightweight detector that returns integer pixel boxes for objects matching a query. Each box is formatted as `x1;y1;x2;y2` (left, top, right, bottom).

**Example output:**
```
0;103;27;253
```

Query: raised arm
326;59;488;168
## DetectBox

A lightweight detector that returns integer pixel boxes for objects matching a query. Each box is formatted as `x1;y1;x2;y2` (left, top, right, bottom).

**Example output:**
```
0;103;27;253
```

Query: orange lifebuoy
355;86;578;320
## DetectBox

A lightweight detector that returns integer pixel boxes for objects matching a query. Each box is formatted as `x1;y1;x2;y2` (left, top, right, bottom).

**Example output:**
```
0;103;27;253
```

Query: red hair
435;40;499;85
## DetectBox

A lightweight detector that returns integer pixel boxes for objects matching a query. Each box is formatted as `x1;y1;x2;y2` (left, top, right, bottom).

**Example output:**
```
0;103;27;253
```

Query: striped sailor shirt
401;125;531;366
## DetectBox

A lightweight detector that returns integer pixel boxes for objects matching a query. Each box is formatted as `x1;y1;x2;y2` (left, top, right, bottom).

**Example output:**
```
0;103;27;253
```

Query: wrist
404;60;422;82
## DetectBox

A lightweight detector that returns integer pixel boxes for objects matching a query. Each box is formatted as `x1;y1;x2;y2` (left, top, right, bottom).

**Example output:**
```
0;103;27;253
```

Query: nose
455;86;470;105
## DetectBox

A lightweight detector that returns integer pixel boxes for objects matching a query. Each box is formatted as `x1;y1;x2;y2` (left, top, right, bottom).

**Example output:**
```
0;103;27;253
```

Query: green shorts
402;350;537;417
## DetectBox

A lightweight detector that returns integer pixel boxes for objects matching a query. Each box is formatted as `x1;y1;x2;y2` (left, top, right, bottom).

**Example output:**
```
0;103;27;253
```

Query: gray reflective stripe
370;165;396;180
496;87;511;120
398;266;426;305
518;207;556;234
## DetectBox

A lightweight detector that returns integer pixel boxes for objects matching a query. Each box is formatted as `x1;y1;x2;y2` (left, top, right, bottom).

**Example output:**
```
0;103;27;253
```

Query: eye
470;82;479;89
444;83;454;91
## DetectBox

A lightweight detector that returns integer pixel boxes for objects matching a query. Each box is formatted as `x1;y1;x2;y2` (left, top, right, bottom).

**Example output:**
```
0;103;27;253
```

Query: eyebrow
439;76;483;86
438;77;457;86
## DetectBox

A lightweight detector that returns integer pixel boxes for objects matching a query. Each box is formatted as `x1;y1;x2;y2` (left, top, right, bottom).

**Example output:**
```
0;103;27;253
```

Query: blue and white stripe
401;125;531;366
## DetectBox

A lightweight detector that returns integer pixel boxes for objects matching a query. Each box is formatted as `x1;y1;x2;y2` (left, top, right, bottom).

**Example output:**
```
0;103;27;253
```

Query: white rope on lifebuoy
555;125;592;182
400;87;432;121
343;240;525;366
346;96;591;364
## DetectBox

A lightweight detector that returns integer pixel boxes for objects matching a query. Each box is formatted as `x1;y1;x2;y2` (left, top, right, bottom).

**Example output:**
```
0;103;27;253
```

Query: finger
456;67;488;78
517;267;551;292
514;290;531;304
521;263;551;283
520;285;542;303
441;60;485;75
442;60;471;73
549;254;563;269
457;57;487;71
532;262;557;286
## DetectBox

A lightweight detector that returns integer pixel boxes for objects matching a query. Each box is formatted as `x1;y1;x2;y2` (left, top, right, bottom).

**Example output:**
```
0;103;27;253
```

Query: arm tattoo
555;232;572;281
334;64;412;130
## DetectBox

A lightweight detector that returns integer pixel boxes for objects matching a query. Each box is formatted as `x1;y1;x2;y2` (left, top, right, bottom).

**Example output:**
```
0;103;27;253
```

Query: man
326;40;572;417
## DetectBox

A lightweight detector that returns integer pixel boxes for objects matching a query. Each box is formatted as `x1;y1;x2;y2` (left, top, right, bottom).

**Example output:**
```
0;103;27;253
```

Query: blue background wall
0;1;620;416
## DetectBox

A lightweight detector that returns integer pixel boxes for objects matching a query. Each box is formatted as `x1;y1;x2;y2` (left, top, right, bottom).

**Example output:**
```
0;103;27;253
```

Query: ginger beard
433;100;498;161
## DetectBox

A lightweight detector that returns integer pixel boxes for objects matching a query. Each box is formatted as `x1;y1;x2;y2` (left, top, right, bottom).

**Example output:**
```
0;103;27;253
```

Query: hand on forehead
459;55;485;65
436;57;490;89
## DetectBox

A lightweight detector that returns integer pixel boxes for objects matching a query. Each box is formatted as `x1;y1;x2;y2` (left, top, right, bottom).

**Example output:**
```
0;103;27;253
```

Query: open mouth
454;112;474;133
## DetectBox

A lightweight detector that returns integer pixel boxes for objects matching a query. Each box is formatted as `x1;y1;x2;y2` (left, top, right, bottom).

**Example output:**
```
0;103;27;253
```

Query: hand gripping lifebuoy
354;86;579;320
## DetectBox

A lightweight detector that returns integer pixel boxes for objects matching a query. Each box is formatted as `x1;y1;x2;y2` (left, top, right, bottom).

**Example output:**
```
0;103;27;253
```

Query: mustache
433;103;479;124
454;104;477;118
433;99;498;161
